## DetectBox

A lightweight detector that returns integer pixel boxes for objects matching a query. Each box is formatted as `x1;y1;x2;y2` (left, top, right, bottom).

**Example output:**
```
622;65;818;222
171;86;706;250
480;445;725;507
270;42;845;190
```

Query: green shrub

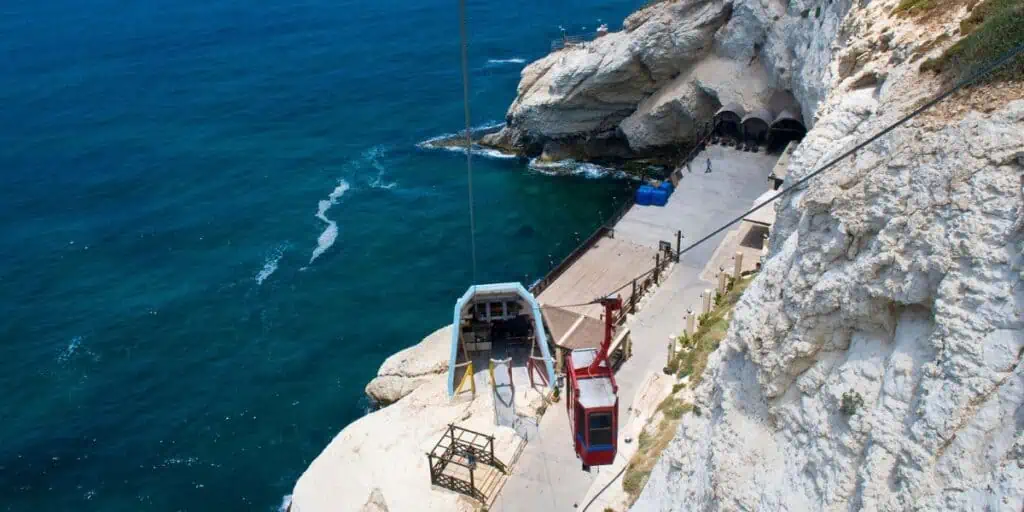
894;0;936;15
921;0;1024;83
841;390;865;416
623;469;652;496
657;397;694;420
815;6;821;18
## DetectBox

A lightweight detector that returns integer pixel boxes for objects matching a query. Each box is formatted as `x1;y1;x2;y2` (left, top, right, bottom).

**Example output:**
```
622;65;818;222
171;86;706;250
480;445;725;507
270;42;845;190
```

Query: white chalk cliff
624;0;1024;510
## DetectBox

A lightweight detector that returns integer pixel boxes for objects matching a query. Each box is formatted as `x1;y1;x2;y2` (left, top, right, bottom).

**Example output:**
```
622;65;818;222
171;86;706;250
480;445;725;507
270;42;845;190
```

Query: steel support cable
578;43;1024;512
458;0;478;285
577;42;1024;312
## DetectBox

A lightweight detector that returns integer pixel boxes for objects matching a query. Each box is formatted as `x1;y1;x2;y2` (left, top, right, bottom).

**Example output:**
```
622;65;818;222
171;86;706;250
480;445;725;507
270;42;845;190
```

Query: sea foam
363;146;397;190
255;244;289;285
487;57;526;65
58;336;83;364
309;180;351;264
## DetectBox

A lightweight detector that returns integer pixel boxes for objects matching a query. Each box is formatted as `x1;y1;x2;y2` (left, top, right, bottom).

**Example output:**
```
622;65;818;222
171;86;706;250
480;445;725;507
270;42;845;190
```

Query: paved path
492;147;777;511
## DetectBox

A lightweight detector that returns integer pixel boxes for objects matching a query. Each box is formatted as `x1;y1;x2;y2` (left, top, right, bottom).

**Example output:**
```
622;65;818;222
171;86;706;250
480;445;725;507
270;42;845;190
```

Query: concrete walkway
492;147;777;511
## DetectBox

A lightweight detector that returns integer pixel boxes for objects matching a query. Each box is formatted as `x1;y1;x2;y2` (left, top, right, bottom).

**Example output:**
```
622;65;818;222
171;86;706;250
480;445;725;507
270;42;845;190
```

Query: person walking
705;157;712;174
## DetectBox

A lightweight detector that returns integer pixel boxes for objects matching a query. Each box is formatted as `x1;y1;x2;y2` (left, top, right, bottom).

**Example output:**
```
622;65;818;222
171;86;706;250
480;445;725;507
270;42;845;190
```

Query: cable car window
589;412;613;446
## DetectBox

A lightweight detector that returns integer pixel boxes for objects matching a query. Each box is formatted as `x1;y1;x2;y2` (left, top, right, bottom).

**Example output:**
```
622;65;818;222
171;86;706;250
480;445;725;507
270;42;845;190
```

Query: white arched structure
448;282;556;397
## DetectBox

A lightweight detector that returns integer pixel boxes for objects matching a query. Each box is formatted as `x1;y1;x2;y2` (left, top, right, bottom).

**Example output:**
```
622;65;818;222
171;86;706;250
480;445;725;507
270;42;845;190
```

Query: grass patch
623;395;694;503
622;274;756;504
656;396;694;420
920;0;1024;83
673;275;754;386
894;0;937;16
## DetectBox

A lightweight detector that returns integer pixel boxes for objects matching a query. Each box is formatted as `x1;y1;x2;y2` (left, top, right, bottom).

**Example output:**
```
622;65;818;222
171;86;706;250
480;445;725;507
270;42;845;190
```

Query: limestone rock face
487;0;853;156
364;325;451;405
634;99;1024;511
629;0;1024;502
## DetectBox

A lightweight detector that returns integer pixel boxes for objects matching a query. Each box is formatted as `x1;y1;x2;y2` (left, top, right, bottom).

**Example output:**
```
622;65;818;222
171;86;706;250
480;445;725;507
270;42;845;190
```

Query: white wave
278;495;293;512
416;120;505;148
363;146;398;190
163;456;199;467
527;158;633;179
309;180;351;264
487;58;526;65
435;144;518;160
255;244;288;285
58;336;83;364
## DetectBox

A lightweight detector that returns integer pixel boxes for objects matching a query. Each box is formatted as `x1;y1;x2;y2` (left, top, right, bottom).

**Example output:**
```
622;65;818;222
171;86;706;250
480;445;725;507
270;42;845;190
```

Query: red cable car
566;296;621;469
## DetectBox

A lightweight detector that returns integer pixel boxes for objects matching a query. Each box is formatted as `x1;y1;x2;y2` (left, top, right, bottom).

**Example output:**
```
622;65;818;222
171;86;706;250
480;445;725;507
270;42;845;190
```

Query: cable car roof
570;348;598;368
577;376;616;409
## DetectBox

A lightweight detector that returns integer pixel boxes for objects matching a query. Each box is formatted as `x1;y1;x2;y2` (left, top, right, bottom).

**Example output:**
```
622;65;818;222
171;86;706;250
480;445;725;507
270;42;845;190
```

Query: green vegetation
623;396;694;502
623;274;757;504
657;396;694;420
893;0;938;16
815;6;822;18
673;275;754;386
919;0;1024;83
841;390;865;416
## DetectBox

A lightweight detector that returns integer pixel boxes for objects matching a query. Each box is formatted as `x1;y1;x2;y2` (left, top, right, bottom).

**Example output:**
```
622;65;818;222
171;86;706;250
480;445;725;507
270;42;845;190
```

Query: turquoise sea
0;0;648;509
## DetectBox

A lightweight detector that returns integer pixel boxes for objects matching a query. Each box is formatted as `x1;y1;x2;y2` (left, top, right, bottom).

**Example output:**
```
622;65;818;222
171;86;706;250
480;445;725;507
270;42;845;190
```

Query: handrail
530;194;635;297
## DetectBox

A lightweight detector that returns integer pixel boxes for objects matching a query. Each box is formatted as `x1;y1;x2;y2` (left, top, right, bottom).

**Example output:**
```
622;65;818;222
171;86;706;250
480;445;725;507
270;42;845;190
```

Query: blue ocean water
0;0;648;510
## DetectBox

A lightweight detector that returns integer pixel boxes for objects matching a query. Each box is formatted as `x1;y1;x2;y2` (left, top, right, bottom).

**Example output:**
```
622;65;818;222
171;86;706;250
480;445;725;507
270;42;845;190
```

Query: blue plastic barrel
636;185;653;205
650;188;669;206
658;181;674;194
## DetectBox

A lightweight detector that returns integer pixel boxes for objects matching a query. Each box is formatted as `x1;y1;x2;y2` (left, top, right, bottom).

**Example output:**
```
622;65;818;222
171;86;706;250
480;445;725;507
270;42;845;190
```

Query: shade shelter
769;109;807;150
448;283;556;397
742;108;772;144
714;103;745;139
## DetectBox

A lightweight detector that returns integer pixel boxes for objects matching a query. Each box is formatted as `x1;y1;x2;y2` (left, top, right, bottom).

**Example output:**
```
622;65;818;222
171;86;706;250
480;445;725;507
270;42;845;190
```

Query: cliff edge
483;0;849;159
628;0;1024;509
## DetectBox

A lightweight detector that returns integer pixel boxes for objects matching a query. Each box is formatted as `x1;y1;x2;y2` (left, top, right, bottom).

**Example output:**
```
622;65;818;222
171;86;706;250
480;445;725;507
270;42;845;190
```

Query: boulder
365;325;451;405
491;0;732;156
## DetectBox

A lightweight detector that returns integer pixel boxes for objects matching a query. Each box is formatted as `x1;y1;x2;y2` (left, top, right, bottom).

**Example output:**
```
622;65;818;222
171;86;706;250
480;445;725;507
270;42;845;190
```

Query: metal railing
529;194;636;297
551;34;592;51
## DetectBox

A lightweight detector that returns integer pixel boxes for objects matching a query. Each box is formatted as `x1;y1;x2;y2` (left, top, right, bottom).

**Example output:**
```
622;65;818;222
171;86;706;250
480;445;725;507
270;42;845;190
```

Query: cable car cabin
566;348;618;468
564;296;622;469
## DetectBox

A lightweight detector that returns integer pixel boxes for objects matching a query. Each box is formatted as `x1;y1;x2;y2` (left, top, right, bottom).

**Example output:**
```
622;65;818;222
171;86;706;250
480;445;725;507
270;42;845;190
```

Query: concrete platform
537;237;656;320
490;146;780;511
615;145;779;266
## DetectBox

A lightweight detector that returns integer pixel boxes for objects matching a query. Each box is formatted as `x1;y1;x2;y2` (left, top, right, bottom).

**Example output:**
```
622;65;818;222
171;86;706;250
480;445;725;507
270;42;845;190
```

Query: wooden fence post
654;253;660;284
733;252;743;280
631;279;638;313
